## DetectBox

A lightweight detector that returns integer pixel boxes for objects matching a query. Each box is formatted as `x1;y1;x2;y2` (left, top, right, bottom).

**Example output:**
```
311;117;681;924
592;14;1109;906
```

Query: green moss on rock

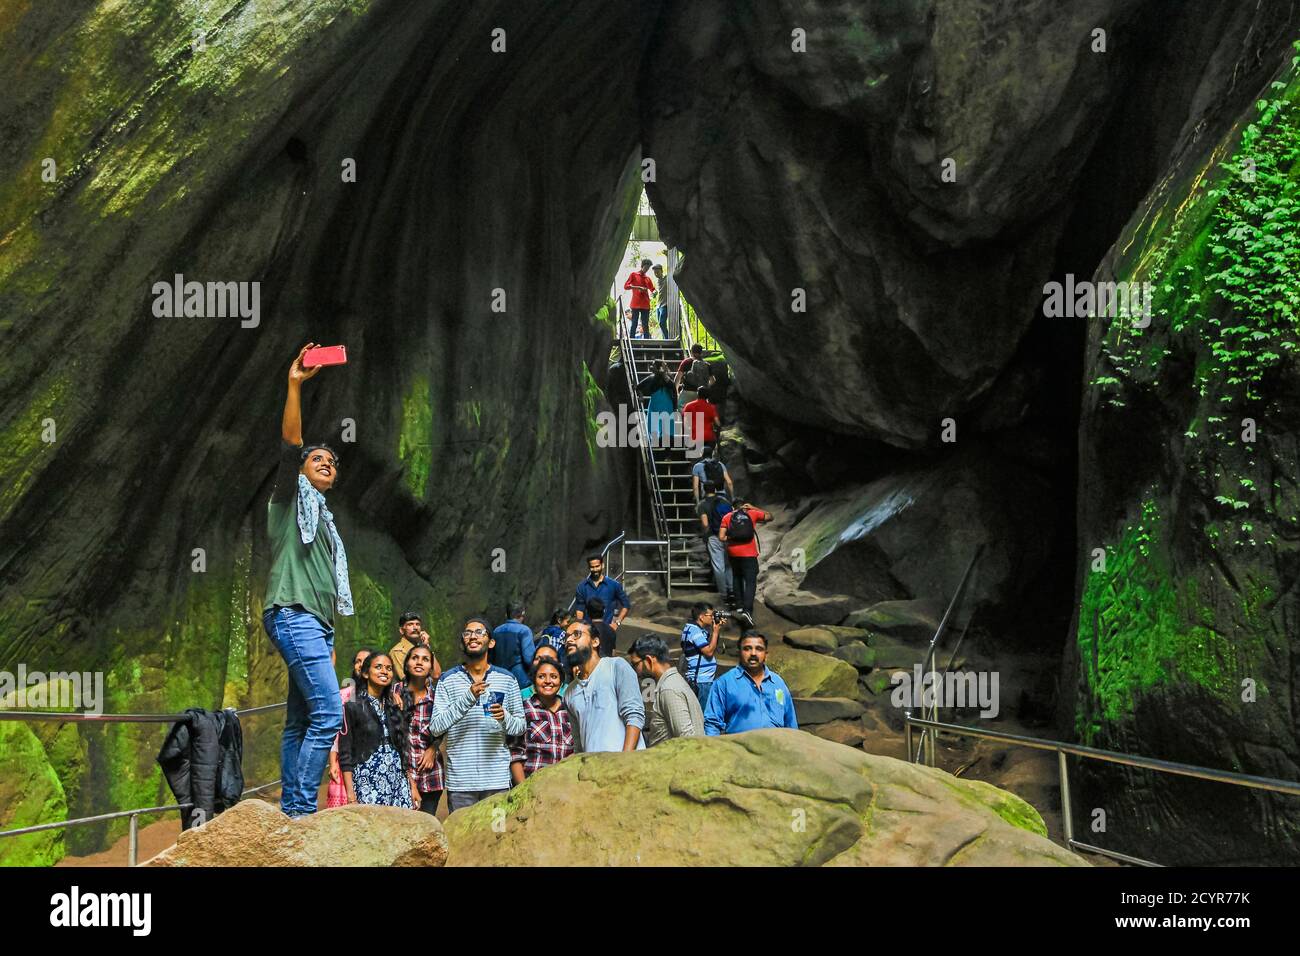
0;721;67;866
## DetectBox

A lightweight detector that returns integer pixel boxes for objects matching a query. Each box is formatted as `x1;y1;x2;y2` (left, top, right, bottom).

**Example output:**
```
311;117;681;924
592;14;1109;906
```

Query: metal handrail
0;700;287;723
616;293;674;583
672;249;721;355
565;531;672;612
0;703;287;865
565;531;625;614
0;778;284;866
903;713;1300;867
912;546;983;764
679;293;721;356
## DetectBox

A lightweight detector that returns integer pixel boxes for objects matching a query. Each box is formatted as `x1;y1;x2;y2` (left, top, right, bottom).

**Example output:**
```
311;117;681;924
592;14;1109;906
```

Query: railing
0;701;286;866
903;712;1300;867
679;292;721;356
670;248;721;355
912;546;983;765
616;293;673;561
566;531;672;614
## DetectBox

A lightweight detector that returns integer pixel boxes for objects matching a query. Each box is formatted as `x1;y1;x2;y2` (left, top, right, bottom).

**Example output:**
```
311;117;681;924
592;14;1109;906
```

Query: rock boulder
443;730;1085;866
145;800;447;867
782;627;838;653
765;645;860;699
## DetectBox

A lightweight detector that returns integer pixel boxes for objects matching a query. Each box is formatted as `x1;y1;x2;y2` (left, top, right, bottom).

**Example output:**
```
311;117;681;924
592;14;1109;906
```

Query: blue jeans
448;788;508;813
631;308;650;338
656;304;669;338
706;536;734;603
263;606;342;816
691;679;714;709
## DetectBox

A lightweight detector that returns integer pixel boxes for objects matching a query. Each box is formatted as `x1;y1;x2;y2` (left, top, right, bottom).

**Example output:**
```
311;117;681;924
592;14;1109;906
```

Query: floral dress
352;693;414;809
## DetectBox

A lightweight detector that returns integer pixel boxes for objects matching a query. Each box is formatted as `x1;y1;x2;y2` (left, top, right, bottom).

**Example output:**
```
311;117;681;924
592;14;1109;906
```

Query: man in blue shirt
573;554;632;631
490;602;536;690
680;601;721;706
704;632;798;735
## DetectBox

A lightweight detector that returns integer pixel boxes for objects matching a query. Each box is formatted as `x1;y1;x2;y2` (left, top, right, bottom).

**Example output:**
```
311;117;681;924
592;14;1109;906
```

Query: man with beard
428;616;525;811
703;633;798;735
562;619;645;753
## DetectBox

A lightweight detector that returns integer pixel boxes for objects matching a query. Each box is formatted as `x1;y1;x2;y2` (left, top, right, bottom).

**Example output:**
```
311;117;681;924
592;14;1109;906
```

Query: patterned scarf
296;473;354;617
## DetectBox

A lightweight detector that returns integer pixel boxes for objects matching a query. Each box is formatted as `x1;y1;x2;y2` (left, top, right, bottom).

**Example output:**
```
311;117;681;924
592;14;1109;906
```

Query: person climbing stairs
617;306;716;595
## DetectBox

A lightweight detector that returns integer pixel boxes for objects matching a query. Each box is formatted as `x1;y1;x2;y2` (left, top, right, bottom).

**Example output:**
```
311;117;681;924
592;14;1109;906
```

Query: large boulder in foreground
145;800;447;867
444;730;1085;866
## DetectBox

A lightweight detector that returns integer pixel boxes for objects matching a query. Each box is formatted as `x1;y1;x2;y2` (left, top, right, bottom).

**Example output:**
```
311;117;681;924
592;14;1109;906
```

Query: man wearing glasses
427;616;526;811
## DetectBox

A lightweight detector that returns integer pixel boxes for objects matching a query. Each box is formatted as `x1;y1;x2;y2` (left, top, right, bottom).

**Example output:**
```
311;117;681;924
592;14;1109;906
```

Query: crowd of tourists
266;341;794;820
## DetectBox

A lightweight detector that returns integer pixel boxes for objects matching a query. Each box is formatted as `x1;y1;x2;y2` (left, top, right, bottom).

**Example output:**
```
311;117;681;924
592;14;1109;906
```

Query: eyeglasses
462;628;488;637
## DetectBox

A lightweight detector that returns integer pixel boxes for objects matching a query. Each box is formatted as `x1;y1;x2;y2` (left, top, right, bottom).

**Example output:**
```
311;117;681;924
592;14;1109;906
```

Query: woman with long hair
339;652;415;808
396;644;444;815
324;646;377;809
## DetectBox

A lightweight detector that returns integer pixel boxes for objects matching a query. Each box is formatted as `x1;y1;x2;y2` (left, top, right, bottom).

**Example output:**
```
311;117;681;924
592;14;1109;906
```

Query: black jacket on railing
338;692;408;775
157;707;244;830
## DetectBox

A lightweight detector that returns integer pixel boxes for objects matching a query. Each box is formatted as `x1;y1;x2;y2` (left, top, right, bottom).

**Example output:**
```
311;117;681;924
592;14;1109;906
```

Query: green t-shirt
265;441;338;628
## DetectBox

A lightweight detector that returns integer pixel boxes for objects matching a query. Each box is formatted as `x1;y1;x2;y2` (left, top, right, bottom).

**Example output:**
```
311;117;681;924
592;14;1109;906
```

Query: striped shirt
428;664;525;791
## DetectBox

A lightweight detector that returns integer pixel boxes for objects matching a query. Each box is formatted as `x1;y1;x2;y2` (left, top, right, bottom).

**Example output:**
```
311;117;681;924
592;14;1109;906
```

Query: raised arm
282;342;321;445
428;674;477;735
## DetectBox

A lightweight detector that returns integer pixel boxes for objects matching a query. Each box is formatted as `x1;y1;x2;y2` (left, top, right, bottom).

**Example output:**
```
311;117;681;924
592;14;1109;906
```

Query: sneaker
737;610;755;630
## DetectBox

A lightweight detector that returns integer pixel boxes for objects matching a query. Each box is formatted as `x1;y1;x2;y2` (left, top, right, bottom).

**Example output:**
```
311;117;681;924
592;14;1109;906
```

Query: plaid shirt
399;681;445;793
509;697;575;777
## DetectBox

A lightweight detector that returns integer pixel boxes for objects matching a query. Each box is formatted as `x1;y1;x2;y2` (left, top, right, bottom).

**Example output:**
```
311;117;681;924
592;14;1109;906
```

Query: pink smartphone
302;345;347;368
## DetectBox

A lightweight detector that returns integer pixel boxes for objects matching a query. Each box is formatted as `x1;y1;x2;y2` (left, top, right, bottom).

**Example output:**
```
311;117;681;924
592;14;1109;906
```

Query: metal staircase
616;298;715;595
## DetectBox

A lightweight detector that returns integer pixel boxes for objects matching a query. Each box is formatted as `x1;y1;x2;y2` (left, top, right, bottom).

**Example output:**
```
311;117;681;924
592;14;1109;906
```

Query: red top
682;398;719;442
624;271;655;310
720;508;769;558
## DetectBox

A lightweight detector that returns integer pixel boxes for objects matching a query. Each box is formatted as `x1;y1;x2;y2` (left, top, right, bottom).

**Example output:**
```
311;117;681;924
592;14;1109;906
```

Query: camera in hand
713;608;729;625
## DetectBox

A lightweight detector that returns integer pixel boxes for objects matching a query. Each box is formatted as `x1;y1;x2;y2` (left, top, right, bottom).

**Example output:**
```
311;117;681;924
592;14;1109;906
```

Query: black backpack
702;458;725;491
706;495;733;535
685;359;711;389
727;508;755;544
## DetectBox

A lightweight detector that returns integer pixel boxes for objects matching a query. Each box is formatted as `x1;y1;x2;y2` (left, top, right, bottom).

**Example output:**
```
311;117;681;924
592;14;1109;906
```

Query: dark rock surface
644;0;1286;449
1067;43;1300;863
762;446;1055;623
0;0;650;860
2;0;1298;866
